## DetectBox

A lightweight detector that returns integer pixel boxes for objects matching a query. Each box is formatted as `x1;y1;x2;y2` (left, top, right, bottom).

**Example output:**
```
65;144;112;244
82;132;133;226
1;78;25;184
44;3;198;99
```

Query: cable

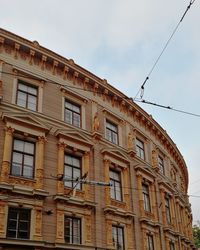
1;69;200;119
134;0;197;100
135;99;200;118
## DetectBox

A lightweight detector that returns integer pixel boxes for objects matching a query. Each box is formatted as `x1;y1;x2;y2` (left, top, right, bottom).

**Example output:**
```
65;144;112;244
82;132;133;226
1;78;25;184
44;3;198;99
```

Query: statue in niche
93;112;100;131
170;168;176;182
128;132;133;149
151;149;158;167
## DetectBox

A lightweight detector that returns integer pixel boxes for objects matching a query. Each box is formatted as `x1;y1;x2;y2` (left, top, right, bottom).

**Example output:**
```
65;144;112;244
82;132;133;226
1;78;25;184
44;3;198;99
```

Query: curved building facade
0;29;195;250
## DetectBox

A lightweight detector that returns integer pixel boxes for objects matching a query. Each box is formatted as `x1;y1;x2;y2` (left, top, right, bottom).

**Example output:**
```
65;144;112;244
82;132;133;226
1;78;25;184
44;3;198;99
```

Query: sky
0;0;199;223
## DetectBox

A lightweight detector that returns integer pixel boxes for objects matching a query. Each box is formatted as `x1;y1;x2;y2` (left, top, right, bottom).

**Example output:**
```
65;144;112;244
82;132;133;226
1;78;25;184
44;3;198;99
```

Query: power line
134;0;197;100
135;99;200;118
1;69;200;119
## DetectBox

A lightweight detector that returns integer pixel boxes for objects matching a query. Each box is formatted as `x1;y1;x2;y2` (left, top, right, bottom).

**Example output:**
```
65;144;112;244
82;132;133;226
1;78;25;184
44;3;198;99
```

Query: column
104;159;110;206
83;151;90;200
84;214;92;244
137;173;144;217
0;127;14;183
33;206;43;241
160;188;166;226
123;167;130;210
35;136;46;189
150;182;158;221
57;142;66;194
0;201;6;238
155;231;161;250
56;208;64;243
106;219;113;248
171;196;177;230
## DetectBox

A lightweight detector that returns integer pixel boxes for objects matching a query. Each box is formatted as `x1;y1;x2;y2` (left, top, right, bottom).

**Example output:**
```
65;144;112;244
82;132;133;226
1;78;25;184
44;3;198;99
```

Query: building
0;28;195;250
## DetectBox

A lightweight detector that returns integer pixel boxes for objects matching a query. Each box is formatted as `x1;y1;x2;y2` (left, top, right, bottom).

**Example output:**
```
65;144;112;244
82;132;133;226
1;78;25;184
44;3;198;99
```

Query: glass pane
8;219;17;230
7;229;17;238
17;92;27;108
11;163;22;176
106;129;112;141
20;210;30;220
73;113;80;127
65;155;73;165
72;105;80;113
18;230;29;239
65;110;72;124
9;209;18;219
65;101;73;110
24;142;34;154
12;152;23;164
24;155;34;166
72;157;80;168
73;168;80;179
110;185;115;199
14;139;24;152
65;165;72;179
23;166;33;178
28;86;37;95
27;95;37;111
112;133;118;144
18;83;28;92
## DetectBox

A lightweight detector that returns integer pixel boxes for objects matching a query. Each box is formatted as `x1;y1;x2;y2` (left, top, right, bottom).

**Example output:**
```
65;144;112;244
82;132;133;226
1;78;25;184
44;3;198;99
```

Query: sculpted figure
152;149;157;167
93;112;100;131
128;132;133;149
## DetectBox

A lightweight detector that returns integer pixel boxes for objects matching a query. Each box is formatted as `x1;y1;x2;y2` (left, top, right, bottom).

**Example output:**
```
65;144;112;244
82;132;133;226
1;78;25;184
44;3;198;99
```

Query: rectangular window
110;169;122;201
169;242;175;250
65;100;81;127
64;217;81;244
7;207;30;239
64;155;81;190
136;138;145;160
147;234;154;250
142;184;151;212
112;226;124;250
16;81;38;111
106;120;118;144
165;196;172;224
11;139;35;179
158;156;165;175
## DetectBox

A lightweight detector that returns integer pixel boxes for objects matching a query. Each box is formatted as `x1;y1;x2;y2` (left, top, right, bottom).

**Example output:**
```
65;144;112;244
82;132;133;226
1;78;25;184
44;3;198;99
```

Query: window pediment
101;147;130;167
56;129;93;151
2;112;50;136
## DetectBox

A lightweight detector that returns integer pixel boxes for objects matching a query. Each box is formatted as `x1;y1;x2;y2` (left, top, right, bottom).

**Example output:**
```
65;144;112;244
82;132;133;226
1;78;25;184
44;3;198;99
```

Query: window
64;155;81;189
110;170;122;201
16;81;38;111
142;184;151;212
170;242;175;250
106;120;118;144
64;217;81;244
136;138;145;160
7;207;30;239
65;99;81;127
112;226;124;250
158;156;165;175
11;139;35;179
165;195;172;224
147;234;154;250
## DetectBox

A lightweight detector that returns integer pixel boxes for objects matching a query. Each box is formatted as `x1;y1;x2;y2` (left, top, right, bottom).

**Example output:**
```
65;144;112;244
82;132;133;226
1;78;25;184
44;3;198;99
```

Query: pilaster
104;159;111;206
35;136;46;189
57;142;66;194
0;126;14;183
83;151;90;200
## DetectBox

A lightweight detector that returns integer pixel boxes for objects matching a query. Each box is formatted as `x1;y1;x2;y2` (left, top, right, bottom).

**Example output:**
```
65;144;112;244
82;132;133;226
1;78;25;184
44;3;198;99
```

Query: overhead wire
135;99;200;118
1;69;200;118
134;0;197;100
